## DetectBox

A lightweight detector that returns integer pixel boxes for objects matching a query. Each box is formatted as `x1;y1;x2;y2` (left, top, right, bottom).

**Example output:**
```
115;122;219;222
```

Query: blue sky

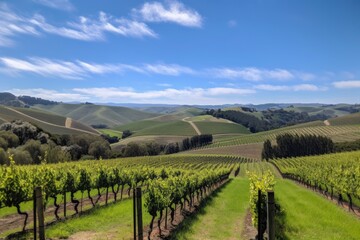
0;0;359;104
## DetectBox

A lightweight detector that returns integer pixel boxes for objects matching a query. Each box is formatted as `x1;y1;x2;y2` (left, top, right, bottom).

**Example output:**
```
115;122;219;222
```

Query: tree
22;140;42;164
88;141;111;159
122;130;132;139
261;139;273;160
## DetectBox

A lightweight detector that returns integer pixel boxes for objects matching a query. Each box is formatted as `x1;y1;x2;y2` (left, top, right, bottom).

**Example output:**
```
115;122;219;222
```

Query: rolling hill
33;103;159;127
0;106;99;135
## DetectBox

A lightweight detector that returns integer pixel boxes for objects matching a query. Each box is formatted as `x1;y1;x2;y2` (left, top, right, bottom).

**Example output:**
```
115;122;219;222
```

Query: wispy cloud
9;88;89;102
133;1;203;27
30;12;157;41
255;84;323;91
0;3;40;46
211;67;294;81
0;57;194;79
71;87;255;104
144;64;195;76
33;0;74;11
0;4;156;47
333;80;360;88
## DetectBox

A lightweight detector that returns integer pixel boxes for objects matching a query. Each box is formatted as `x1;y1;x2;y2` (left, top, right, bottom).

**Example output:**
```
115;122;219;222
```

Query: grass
34;103;158;128
195;122;250;135
0;106;96;135
275;179;360;240
133;121;197;136
169;178;250;240
98;129;123;138
112;135;187;147
114;120;159;132
329;112;360;126
45;197;152;240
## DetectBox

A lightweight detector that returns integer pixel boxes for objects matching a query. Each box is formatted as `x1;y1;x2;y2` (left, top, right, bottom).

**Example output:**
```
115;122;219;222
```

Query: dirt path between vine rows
182;117;201;135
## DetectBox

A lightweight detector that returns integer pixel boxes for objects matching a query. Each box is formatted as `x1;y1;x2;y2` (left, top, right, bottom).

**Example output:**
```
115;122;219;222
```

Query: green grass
112;135;187;147
45;197;152;240
98;129;123;138
195;122;250;135
133;121;197;136
0;106;97;135
13;107;67;126
114;120;159;132
170;178;250;240
329;112;360;126
34;103;159;128
275;179;360;240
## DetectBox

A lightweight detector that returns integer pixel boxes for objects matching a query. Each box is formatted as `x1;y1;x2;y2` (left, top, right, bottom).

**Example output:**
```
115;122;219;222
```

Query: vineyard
203;125;360;148
0;155;248;238
271;151;360;211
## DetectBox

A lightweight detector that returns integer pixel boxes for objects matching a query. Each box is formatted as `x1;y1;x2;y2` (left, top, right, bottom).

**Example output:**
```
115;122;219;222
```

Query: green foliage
121;130;132;139
262;133;334;160
247;170;275;228
88;140;111;159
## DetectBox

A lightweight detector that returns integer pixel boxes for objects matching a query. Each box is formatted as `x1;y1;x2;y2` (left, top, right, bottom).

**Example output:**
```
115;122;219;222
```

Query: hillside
33;103;159;127
0;106;99;135
328;112;360;125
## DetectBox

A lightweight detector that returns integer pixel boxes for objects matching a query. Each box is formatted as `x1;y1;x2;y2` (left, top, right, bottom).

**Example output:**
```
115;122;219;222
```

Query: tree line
262;133;334;160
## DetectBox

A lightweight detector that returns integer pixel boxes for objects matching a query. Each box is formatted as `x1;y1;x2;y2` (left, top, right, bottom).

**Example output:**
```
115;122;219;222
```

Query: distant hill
33;103;159;128
0;105;99;135
0;92;26;107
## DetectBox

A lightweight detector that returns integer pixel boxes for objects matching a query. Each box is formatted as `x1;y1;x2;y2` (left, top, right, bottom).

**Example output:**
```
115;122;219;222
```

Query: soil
241;209;257;240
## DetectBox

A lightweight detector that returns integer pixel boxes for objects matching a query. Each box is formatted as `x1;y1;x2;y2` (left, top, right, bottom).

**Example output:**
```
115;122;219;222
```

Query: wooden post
133;188;137;240
257;189;263;240
267;191;275;240
35;187;45;240
165;208;168;229
136;187;143;240
63;192;66;219
33;189;37;240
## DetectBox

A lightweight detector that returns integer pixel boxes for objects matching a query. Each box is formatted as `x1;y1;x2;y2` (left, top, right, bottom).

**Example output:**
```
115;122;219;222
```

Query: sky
0;0;360;105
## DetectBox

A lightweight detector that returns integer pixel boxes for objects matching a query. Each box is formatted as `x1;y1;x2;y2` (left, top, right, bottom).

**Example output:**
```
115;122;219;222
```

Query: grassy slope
0;106;97;135
34;104;158;127
195;122;250;135
170;178;249;240
275;179;360;240
98;129;123;138
112;135;187;147
45;197;152;239
328;112;360;126
132;121;197;136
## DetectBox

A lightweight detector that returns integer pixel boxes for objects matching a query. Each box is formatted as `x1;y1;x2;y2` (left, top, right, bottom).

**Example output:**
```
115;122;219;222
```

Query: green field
34;103;159;127
195;121;250;134
132;120;197;136
0;106;99;135
328;112;360;126
98;129;123;138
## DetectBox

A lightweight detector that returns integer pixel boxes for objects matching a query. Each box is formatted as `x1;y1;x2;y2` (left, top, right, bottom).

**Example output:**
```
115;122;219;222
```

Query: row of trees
0;121;112;165
262;133;334;160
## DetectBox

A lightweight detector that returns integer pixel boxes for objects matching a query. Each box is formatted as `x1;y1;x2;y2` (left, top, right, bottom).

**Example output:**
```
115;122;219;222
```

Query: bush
0;148;8;165
88;140;111;159
22;139;43;164
0;131;19;148
122;130;132;139
8;149;33;165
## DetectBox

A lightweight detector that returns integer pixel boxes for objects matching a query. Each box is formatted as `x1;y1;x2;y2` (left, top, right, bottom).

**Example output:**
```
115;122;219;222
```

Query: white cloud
157;83;172;87
144;64;194;76
255;84;322;91
8;88;89;102
72;87;255;104
0;5;156;47
33;0;74;11
0;57;195;79
333;80;360;88
31;12;157;41
133;1;203;27
0;3;40;46
211;67;294;81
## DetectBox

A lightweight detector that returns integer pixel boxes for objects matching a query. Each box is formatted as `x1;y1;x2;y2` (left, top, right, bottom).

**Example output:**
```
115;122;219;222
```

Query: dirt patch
241;209;257;240
182;117;201;135
65;117;73;128
324;120;331;126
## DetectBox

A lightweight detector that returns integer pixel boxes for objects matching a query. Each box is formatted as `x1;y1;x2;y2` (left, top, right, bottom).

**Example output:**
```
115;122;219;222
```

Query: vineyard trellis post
35;187;45;240
33;189;37;240
133;188;137;240
136;187;143;240
267;191;275;240
257;189;263;240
